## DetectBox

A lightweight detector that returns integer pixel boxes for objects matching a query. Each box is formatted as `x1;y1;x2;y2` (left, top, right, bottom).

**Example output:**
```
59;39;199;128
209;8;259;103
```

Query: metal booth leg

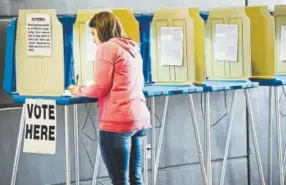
154;96;169;184
151;97;156;185
245;89;266;185
188;94;208;185
274;87;284;185
74;105;80;185
143;136;148;185
268;87;273;185
204;92;212;185
91;141;101;185
10;106;26;185
219;91;237;185
64;105;71;185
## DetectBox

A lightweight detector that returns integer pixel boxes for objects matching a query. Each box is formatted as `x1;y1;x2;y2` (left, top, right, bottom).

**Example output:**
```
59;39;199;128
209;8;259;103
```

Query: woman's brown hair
89;11;127;43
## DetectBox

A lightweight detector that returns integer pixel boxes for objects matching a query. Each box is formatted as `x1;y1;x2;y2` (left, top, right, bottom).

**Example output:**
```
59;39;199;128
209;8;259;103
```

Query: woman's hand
68;85;79;96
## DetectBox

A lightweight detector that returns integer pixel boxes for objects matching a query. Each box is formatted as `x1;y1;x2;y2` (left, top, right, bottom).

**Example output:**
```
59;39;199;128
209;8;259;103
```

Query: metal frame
10;104;80;185
11;88;264;185
204;92;212;185
219;89;266;185
268;86;284;185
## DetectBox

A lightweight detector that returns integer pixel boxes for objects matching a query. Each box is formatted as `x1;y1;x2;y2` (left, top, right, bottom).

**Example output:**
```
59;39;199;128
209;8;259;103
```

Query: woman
69;12;151;185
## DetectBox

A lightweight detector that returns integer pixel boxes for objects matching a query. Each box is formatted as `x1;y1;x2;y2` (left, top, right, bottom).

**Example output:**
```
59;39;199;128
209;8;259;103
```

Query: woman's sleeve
75;44;115;98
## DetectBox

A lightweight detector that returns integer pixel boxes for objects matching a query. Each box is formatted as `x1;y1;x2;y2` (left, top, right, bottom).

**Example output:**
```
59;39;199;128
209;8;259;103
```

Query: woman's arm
70;42;116;98
76;59;113;98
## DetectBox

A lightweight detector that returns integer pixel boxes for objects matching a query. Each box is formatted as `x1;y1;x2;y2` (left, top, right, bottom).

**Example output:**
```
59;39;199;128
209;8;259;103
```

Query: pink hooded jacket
76;38;151;132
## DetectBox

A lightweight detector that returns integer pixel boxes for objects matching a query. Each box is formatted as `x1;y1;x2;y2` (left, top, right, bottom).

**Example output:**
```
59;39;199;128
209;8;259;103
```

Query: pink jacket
76;38;151;132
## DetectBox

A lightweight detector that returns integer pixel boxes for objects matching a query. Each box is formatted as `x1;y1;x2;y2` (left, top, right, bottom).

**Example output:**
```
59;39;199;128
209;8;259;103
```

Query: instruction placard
85;21;97;62
23;99;57;155
26;13;52;56
214;24;238;62
160;27;183;66
280;25;286;61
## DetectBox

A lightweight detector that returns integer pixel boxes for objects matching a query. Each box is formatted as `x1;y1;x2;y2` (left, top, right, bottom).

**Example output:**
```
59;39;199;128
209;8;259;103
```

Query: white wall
2;0;245;15
248;0;285;10
2;0;286;15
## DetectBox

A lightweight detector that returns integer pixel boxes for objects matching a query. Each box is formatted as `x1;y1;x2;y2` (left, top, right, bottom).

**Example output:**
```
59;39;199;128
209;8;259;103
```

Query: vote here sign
23;99;57;155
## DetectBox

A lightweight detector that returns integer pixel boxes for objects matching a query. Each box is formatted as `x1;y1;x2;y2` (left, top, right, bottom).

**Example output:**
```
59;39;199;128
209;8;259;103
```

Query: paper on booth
85;21;97;62
26;13;52;56
280;25;286;61
214;24;238;62
160;27;184;66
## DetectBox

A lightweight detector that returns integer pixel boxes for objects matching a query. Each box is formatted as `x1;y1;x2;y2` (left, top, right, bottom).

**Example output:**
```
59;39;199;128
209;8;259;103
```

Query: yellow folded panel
189;8;206;84
274;5;286;75
151;8;195;84
113;9;140;43
246;6;275;79
73;8;139;86
15;9;64;96
205;7;251;80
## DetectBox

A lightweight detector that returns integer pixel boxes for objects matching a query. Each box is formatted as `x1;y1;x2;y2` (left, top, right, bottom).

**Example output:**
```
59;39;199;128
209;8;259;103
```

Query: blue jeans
99;129;148;185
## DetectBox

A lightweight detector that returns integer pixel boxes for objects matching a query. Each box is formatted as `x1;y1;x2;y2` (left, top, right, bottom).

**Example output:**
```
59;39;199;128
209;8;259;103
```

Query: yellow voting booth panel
205;7;251;80
151;8;195;84
73;9;139;86
189;8;206;84
246;6;275;79
274;5;286;74
16;9;64;96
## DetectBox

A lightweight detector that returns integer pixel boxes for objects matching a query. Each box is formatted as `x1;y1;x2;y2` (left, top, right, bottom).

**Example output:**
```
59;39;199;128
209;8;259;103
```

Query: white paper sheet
214;24;238;62
280;25;286;61
26;13;52;56
160;27;183;66
85;21;97;62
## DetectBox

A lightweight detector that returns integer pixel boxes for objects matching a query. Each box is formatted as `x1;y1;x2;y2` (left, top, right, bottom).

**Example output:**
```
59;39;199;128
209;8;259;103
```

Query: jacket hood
110;38;140;57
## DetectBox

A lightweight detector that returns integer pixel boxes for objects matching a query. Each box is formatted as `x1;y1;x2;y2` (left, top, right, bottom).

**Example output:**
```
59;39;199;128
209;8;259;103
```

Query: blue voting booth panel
135;14;153;84
143;84;203;97
203;80;259;92
3;15;77;95
12;95;97;105
3;18;17;95
252;75;286;86
58;15;76;88
200;11;209;21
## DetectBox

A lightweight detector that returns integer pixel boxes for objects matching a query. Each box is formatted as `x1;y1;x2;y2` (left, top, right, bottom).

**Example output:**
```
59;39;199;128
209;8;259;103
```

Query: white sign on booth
26;13;52;56
23;99;57;155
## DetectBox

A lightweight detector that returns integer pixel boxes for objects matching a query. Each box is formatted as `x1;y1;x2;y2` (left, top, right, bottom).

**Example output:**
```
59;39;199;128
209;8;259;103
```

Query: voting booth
73;8;139;86
15;9;65;96
150;8;196;84
245;6;275;79
205;7;251;80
